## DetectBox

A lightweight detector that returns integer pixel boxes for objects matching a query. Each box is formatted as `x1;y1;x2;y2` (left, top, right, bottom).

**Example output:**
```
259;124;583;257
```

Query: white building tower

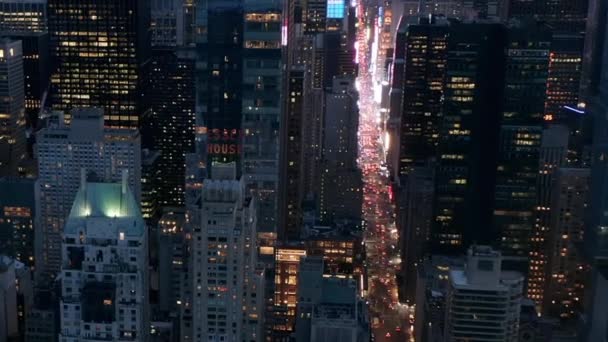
59;173;148;341
191;163;259;342
445;245;523;342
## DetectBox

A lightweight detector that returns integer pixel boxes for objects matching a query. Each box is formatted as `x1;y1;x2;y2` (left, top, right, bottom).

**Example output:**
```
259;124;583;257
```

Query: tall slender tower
493;22;550;259
0;39;26;177
195;4;244;170
47;0;150;128
190;173;258;342
242;0;283;233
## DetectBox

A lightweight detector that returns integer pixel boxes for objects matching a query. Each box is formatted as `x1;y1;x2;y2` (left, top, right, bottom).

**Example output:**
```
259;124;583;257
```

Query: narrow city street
356;1;413;341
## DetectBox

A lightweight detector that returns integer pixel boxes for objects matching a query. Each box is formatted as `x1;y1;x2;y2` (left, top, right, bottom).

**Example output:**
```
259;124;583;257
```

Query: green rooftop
66;182;144;236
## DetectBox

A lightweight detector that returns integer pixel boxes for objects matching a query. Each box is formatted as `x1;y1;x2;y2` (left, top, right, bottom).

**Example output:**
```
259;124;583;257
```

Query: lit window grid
326;0;345;19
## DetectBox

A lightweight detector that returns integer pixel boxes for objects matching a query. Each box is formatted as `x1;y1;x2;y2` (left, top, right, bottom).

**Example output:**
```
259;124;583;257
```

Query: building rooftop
320;277;356;305
66;178;144;237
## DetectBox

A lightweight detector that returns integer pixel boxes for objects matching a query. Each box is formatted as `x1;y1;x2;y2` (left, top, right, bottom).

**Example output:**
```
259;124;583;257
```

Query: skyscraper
278;68;305;240
0;39;26;177
432;22;505;253
544;35;584;123
48;0;150;128
190;174;257;342
145;51;195;206
195;4;244;169
445;246;523;341
506;0;589;123
0;0;47;32
242;0;283;233
544;168;589;319
36;108;141;277
0;0;49;129
395;16;448;177
493;22;550;259
151;0;195;48
303;0;327;34
506;0;588;34
526;125;569;309
0;178;36;267
318;76;362;226
581;5;608;339
1;32;49;130
144;0;197;208
59;177;149;341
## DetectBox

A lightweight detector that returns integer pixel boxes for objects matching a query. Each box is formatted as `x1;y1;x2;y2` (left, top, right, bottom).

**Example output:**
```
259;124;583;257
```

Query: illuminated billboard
206;128;242;156
327;0;345;18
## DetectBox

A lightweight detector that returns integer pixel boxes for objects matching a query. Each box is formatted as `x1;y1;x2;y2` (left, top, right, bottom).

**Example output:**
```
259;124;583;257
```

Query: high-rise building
543;168;590;319
1;32;49;130
395;16;448;177
444;246;524;341
0;39;26;177
145;50;195;207
506;0;589;124
0;0;49;129
544;35;585;123
278;68;306;240
141;149;161;225
0;0;47;32
295;264;370;342
59;177;149;341
397;166;434;304
294;256;324;342
36;108;141;278
318;77;362;226
582;5;608;339
505;0;588;34
0;256;20;342
151;0;195;48
194;5;244;169
273;246;307;337
242;0;283;233
493;22;550;259
0;177;36;267
303;0;327;34
526;125;569;309
48;0;150;128
157;209;188;314
580;0;607;101
190;174;257;342
432;22;505;253
146;0;196;208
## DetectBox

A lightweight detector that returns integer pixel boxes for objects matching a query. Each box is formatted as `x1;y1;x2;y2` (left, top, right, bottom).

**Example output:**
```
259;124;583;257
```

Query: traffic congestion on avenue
356;1;413;340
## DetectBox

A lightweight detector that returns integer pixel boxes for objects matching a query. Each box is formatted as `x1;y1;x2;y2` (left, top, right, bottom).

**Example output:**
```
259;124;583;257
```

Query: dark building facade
493;22;550;259
1;32;49;129
278;68;305;241
48;0;151;128
506;0;588;34
145;49;195;207
396;16;448;177
195;6;244;172
431;22;506;254
0;177;36;266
